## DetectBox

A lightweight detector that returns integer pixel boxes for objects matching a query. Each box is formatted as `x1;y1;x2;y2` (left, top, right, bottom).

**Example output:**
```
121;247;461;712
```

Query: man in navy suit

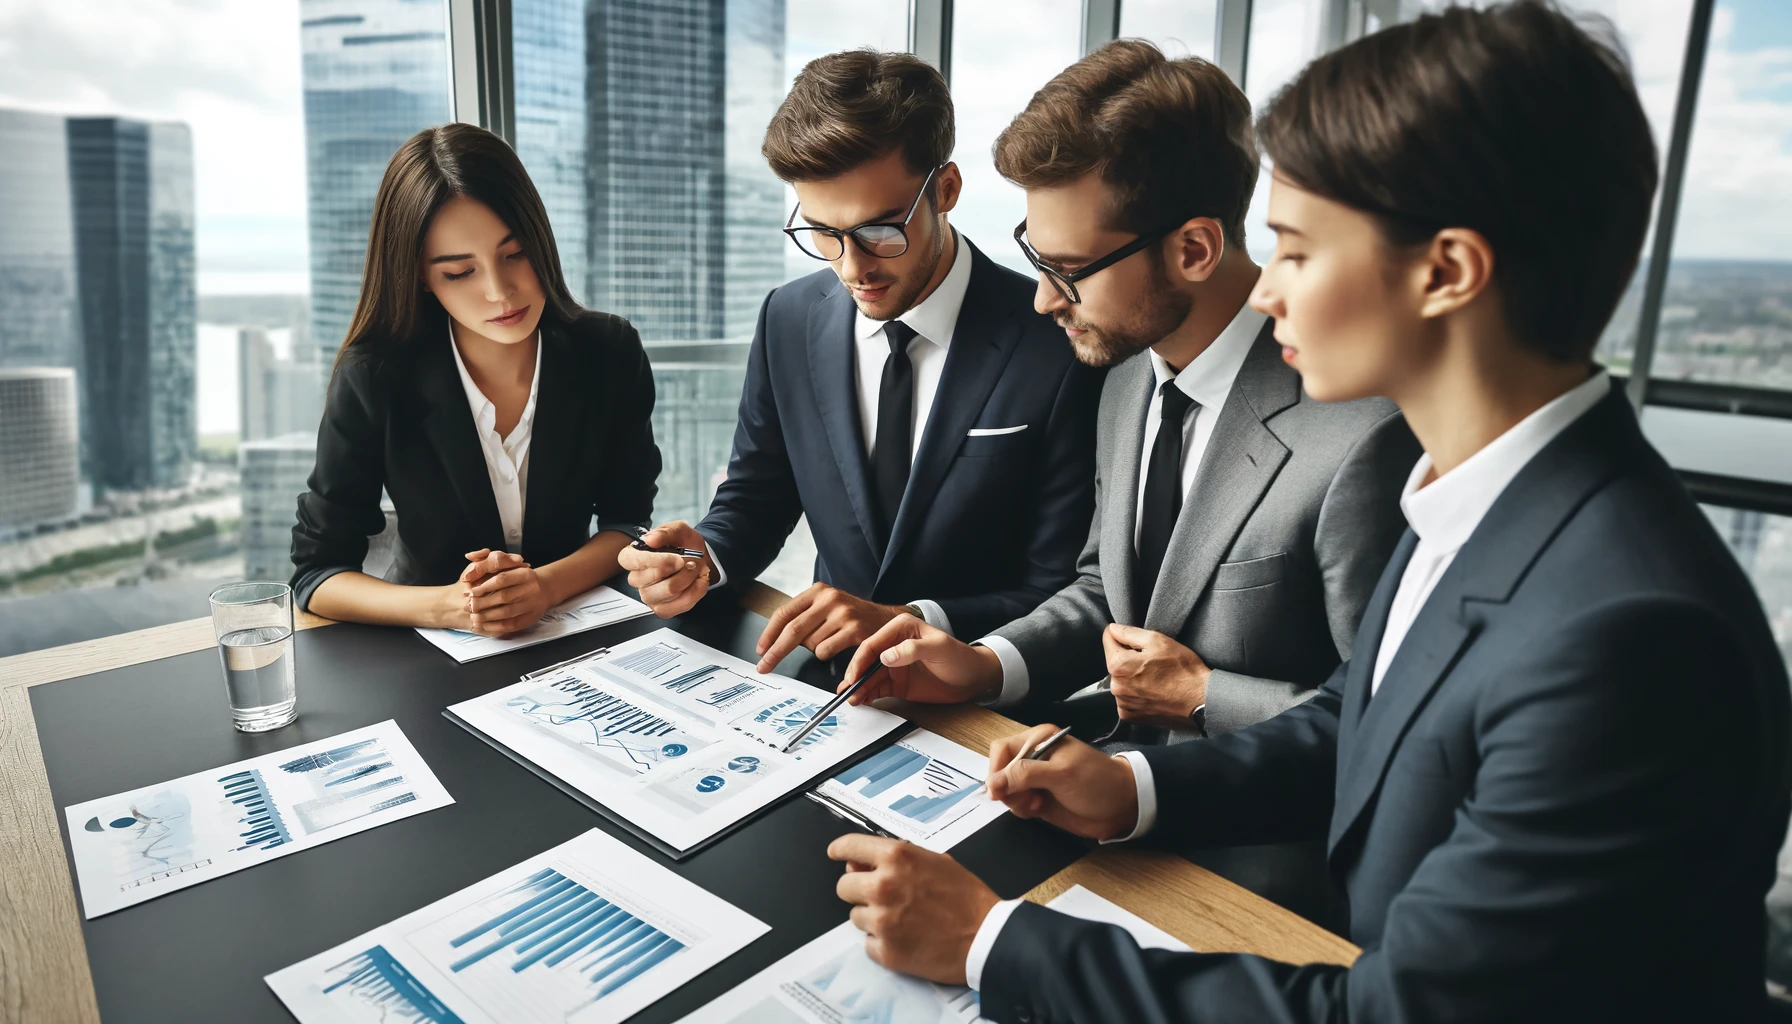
826;5;1792;1020
621;50;1101;668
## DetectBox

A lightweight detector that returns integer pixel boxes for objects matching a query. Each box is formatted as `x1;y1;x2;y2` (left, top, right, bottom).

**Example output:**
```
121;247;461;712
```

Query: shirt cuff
1099;751;1157;843
699;534;729;588
964;897;1024;991
971;635;1030;708
905;599;954;638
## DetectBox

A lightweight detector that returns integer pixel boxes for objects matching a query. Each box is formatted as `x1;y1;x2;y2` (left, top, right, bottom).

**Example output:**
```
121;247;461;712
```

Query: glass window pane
1705;505;1792;997
949;0;1084;275
0;0;449;656
1654;0;1792;391
1120;0;1219;59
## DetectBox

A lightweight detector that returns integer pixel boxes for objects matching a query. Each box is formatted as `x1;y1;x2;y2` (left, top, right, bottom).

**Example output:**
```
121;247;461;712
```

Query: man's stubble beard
1059;281;1193;368
853;217;946;322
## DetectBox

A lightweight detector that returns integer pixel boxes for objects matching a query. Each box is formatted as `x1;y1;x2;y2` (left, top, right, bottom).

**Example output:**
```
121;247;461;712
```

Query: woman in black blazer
290;123;659;636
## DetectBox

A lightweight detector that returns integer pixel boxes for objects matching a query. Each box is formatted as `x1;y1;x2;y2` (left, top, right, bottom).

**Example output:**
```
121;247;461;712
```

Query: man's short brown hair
995;40;1257;247
763;50;954;183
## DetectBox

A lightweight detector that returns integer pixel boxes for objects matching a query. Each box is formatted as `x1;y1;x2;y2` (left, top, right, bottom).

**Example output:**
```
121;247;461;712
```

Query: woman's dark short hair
1258;0;1658;363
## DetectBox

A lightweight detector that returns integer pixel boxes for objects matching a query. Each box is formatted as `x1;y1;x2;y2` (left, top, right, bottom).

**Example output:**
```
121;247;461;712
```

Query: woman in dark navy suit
291;123;659;636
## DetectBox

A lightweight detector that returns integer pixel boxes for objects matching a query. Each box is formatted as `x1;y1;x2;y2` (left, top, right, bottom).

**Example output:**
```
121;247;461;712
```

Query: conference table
0;580;1359;1022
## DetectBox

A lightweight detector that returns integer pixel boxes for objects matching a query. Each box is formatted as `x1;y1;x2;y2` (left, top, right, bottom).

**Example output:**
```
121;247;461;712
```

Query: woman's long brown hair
334;122;583;368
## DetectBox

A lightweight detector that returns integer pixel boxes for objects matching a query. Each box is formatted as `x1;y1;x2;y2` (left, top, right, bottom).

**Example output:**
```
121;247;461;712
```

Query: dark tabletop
29;594;1086;1023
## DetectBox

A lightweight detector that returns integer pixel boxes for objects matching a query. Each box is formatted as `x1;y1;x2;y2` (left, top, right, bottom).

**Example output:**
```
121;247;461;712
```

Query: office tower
722;0;787;341
239;433;318;581
239;327;324;443
300;0;451;363
0;369;80;529
0;110;82;373
513;0;590;306
583;0;785;341
66;117;198;492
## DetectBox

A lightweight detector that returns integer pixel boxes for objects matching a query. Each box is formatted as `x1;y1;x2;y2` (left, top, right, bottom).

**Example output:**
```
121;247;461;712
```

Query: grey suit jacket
989;319;1418;736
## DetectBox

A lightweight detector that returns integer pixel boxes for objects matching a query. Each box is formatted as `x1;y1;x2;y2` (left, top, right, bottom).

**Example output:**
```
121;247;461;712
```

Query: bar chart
505;675;713;774
320;946;465;1023
816;729;1007;852
221;768;292;851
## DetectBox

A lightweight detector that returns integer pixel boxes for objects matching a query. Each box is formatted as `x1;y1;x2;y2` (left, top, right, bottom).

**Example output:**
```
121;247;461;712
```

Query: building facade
0;369;81;530
0;109;82;373
299;0;451;363
239;327;324;443
66;116;197;492
239;433;320;581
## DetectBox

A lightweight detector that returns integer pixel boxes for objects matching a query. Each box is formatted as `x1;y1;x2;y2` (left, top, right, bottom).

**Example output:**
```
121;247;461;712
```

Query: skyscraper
239;433;319;581
66;116;197;492
0;369;80;530
299;0;451;363
512;0;591;306
239;327;324;443
0;109;81;372
579;0;786;341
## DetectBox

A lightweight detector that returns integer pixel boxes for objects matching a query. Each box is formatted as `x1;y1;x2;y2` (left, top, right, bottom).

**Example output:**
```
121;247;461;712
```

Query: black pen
780;663;882;753
804;791;898;839
628;532;706;560
975;725;1072;795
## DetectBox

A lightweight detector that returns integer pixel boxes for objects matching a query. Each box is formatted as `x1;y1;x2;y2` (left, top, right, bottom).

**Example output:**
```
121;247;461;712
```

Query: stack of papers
416;585;652;663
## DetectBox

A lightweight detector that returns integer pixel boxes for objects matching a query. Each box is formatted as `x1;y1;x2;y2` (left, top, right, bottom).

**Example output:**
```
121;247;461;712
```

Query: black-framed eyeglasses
784;165;942;262
1014;218;1180;304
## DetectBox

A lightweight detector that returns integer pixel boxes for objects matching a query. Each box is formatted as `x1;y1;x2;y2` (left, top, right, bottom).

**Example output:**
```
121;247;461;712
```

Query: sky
0;0;1784;307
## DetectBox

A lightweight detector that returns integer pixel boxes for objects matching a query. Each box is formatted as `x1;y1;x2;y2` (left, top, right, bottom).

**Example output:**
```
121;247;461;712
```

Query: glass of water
210;581;297;732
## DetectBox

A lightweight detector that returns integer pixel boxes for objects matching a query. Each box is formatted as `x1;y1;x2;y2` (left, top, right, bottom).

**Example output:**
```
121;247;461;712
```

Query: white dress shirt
975;302;1267;707
965;369;1615;991
448;324;541;552
710;236;972;635
1370;369;1612;694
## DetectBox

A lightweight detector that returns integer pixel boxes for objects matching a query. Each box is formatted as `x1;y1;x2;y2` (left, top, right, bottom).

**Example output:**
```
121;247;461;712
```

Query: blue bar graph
446;867;686;999
278;739;382;774
610;643;684;678
323;945;465;1023
834;745;927;798
699;681;760;707
219;769;291;851
508;677;703;772
889;781;979;824
657;664;722;694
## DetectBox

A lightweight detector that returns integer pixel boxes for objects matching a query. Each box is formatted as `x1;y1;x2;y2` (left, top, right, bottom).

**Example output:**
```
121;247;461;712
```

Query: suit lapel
1336;530;1417;755
1142;321;1299;633
419;326;506;549
880;244;1020;581
1100;354;1154;627
521;323;576;558
806;282;882;561
1326;385;1637;856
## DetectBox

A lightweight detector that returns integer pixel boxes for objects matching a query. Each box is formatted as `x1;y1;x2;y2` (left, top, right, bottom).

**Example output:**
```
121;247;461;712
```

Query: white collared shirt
965;369;1616;991
851;232;971;462
976;302;1267;708
708;235;972;635
1371;369;1612;694
448;323;541;551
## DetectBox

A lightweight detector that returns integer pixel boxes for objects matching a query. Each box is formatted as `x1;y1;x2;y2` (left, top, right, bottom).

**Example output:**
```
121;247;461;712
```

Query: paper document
814;727;1006;852
415;585;652;663
64;720;452;918
445;627;905;853
266;828;768;1024
675;884;1189;1023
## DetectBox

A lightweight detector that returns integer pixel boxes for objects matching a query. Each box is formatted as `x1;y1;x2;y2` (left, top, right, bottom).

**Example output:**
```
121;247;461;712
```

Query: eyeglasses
1013;218;1181;304
784;165;942;262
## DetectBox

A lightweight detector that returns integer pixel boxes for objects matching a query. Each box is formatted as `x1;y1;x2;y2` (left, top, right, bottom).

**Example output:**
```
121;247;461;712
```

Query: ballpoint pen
779;662;883;753
975;725;1072;795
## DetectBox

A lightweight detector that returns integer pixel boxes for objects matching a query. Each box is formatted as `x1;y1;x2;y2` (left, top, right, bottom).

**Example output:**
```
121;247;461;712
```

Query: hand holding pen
983;723;1143;842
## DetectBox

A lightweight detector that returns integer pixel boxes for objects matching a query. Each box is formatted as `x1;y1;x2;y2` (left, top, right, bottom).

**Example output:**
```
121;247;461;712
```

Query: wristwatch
1190;702;1208;737
902;603;926;620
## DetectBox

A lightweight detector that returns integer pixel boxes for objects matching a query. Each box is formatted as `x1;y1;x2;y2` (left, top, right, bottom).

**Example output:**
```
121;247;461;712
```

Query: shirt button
1015;1009;1033;1023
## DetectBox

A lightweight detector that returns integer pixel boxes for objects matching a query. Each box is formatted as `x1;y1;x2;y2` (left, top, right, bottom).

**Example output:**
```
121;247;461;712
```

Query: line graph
506;675;711;774
745;698;839;753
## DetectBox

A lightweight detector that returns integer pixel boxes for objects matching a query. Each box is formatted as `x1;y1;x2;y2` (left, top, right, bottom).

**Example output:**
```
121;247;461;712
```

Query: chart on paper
267;828;769;1024
815;728;1008;852
676;887;1190;1024
64;721;453;918
445;627;905;854
414;585;651;663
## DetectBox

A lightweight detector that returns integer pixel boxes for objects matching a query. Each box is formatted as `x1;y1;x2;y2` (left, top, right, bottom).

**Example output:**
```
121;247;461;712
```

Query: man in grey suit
841;42;1414;745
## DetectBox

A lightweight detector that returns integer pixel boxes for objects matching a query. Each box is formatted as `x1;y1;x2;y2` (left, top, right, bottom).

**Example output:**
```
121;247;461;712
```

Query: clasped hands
441;547;553;637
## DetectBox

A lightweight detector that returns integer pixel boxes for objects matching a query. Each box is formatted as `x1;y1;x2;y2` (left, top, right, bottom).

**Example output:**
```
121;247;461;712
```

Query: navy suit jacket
697;238;1103;639
982;382;1792;1022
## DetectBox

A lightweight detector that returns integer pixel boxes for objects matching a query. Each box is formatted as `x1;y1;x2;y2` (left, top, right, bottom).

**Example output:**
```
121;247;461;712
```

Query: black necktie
1137;379;1197;602
873;320;918;545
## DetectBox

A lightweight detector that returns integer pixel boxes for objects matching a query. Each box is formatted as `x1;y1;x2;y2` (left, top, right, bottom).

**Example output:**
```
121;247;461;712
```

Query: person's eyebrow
802;208;907;231
427;233;516;264
1265;221;1307;238
1032;247;1094;267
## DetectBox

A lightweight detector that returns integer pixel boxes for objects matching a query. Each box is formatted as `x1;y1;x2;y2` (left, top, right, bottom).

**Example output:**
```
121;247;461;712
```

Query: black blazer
981;382;1792;1022
696;238;1103;640
289;313;660;609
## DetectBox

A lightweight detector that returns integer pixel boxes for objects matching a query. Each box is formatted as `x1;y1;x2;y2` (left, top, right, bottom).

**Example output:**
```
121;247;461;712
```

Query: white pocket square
967;424;1028;437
